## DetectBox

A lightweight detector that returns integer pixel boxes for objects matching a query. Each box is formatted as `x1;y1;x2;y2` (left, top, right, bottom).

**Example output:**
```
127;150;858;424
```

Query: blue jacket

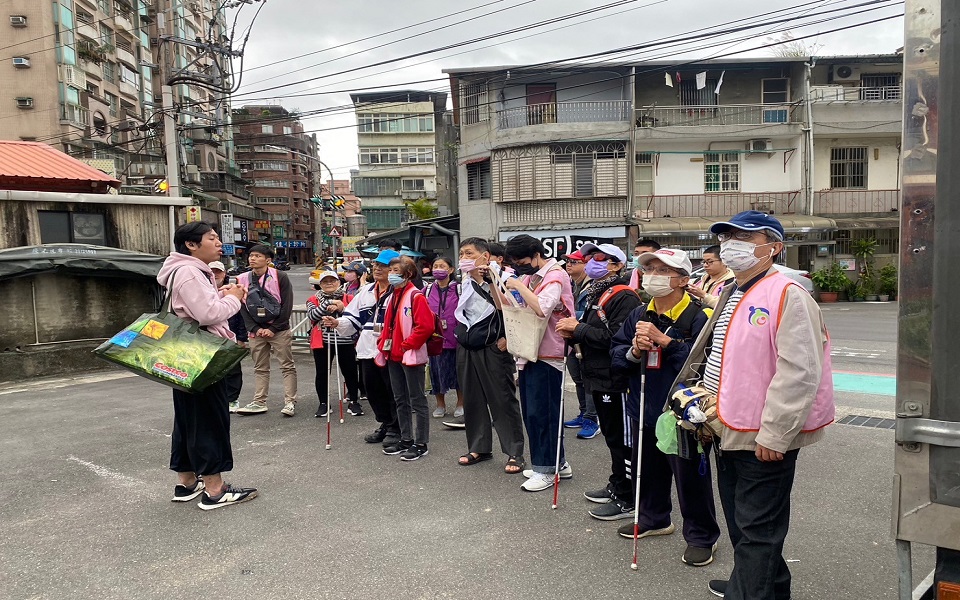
609;297;709;428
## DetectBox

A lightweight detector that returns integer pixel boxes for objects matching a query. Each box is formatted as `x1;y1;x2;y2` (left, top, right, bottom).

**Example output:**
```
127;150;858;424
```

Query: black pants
631;421;720;548
223;361;243;403
718;449;799;600
312;343;361;406
590;389;630;499
458;344;524;458
170;377;233;476
359;358;399;435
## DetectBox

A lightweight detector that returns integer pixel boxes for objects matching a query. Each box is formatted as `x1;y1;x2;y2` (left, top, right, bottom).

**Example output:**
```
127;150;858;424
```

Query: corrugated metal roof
0;141;120;187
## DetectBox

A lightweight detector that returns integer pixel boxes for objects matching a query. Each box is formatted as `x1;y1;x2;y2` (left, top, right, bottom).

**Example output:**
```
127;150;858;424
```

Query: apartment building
0;0;151;179
447;54;903;271
233;104;320;265
350;90;448;233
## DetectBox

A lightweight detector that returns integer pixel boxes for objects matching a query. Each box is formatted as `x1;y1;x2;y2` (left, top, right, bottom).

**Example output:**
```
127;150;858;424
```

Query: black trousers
312;343;361;406
631;421;721;548
170;377;233;476
359;358;399;435
457;344;524;458
223;361;243;403
590;389;630;499
718;449;799;600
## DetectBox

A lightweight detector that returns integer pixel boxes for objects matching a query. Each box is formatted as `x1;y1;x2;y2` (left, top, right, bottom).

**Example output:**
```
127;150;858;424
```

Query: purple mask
585;259;610;279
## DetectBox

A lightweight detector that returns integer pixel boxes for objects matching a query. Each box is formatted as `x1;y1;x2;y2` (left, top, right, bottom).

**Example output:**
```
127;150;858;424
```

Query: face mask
514;262;537;276
458;258;476;273
629;256;640;269
388;274;405;287
432;269;449;280
642;274;676;298
585;260;611;280
344;271;358;282
720;240;775;272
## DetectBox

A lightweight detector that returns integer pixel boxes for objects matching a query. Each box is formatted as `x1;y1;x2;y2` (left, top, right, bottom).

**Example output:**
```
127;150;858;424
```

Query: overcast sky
231;0;904;180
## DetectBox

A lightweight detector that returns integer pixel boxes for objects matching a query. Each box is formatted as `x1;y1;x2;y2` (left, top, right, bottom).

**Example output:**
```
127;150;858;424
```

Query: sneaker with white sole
577;418;600;439
583;482;614;504
236;402;267;415
171;479;205;502
399;443;429;461
315;403;328;418
228;401;239;413
453;406;464;418
281;402;295;417
432;407;446;418
522;462;572;480
383;440;412;456
682;542;718;567
521;472;555;492
708;579;727;597
347;401;364;416
197;484;258;510
617;522;677;539
563;413;585;429
589;497;635;521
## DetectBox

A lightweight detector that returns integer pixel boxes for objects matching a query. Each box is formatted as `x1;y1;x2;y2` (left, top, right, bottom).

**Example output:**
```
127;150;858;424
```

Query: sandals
504;456;526;474
458;452;493;466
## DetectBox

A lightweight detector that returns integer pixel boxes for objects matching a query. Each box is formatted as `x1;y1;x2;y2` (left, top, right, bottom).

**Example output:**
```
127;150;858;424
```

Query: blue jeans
518;361;565;474
717;449;799;600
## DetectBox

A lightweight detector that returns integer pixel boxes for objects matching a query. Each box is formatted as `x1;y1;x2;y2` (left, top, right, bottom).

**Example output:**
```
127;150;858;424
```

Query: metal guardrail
636;191;801;218
635;103;801;127
497;100;631;129
810;85;902;102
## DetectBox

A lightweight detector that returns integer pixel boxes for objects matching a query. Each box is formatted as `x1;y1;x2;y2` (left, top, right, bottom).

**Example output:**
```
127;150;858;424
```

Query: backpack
245;272;282;326
407;288;444;357
593;284;639;330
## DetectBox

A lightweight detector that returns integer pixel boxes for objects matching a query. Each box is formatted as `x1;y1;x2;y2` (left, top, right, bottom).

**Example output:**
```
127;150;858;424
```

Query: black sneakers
347;401;364;416
315;402;328;418
708;579;727;597
197;484;259;510
583;482;615;504
364;427;387;443
171;479;205;502
682;543;718;567
383;439;412;455
399;444;429;461
588;497;635;521
381;433;401;447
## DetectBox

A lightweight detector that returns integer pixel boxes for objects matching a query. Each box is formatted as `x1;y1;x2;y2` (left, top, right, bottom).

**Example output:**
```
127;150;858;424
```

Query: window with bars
635;152;654;196
461;82;489;125
860;74;901;100
402;178;426;192
352;177;402;196
704;153;740;192
830;147;867;189
359;148;399;164
680;80;717;106
761;78;790;123
467;161;492;201
357;113;434;133
255;180;290;188
103;61;115;83
254;161;287;171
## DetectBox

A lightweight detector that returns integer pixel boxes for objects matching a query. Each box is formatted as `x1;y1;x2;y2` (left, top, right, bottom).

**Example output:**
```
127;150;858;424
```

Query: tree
405;198;438;221
766;32;824;58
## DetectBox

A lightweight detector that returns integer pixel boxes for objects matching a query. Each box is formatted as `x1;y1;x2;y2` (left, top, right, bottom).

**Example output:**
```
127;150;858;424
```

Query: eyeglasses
565;260;584;266
702;259;720;266
717;230;763;243
639;266;682;276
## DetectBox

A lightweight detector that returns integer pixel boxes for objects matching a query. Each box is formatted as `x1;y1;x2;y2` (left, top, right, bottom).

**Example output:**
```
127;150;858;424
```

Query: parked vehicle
274;259;290;271
772;264;814;294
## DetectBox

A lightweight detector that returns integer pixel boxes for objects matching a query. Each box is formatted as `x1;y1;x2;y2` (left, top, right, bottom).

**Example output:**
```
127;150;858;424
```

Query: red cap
563;250;586;261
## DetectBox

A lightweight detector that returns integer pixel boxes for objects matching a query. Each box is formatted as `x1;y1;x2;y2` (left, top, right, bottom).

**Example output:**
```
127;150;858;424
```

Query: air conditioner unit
184;164;200;183
747;139;774;153
16;97;34;108
832;64;861;83
9;16;27;27
12;57;30;68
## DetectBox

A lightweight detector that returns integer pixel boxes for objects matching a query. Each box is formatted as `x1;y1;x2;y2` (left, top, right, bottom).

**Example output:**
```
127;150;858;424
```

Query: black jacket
568;276;642;393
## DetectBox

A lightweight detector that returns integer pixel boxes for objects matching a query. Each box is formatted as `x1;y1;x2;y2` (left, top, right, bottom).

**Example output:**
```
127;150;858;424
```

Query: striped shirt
702;289;744;393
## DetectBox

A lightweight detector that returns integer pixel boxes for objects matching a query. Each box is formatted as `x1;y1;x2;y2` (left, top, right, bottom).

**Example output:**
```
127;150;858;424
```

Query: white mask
641;274;675;298
720;240;776;272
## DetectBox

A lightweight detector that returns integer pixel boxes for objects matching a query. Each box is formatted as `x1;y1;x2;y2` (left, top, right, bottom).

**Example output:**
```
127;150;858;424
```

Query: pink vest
523;265;575;361
239;268;281;303
717;272;835;432
394;285;429;366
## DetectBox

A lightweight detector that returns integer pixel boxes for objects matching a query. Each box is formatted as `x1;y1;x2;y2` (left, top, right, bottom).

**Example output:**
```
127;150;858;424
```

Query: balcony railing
501;197;629;225
497;100;631;130
635;191;802;218
201;172;252;202
810;86;902;102
635;103;801;127
814;189;900;214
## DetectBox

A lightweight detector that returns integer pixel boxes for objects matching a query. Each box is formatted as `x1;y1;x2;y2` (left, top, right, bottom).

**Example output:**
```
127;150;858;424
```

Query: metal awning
633;215;836;235
775;215;836;232
500;222;628;232
832;216;901;229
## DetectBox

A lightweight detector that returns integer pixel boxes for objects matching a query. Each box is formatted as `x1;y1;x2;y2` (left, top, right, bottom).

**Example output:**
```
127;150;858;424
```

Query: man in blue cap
672;211;835;599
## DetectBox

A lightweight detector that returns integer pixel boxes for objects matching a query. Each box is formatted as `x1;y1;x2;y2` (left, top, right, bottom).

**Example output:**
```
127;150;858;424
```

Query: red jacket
378;282;434;363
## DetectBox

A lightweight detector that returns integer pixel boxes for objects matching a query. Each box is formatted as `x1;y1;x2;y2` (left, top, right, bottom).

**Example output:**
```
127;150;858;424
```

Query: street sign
219;213;234;239
275;241;288;248
153;179;169;194
221;244;235;256
186;206;202;223
329;227;341;237
239;220;249;242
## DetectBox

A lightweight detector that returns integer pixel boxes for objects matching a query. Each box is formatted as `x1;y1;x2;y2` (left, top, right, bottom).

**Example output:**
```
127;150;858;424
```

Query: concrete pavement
0;302;922;600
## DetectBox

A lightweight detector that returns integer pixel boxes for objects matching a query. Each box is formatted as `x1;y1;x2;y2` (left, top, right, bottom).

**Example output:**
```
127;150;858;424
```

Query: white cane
630;359;646;570
334;328;345;424
551;355;569;509
325;321;332;450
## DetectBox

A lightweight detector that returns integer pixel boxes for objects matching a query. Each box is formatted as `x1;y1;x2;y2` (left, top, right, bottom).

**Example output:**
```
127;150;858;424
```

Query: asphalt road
0;300;922;600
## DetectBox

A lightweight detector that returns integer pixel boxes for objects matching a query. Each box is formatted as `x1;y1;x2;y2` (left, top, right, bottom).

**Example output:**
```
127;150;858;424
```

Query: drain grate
837;414;896;429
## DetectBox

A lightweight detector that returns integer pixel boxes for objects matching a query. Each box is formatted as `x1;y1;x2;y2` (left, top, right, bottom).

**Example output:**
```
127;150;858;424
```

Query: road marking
0;372;136;396
66;455;145;490
833;372;896;396
831;346;888;359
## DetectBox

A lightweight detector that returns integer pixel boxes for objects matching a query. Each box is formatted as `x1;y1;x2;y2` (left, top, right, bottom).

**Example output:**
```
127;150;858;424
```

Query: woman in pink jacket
155;222;258;510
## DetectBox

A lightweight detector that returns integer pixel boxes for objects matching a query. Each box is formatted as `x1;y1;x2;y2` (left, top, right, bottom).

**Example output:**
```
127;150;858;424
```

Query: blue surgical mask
388;274;405;287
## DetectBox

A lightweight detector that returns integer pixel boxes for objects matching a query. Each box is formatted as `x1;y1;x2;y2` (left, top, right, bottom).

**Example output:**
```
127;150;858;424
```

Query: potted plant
810;262;849;302
879;264;898;301
860;273;880;301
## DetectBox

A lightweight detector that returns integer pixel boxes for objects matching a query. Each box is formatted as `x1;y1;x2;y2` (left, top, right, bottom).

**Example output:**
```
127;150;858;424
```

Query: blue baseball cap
373;249;400;265
709;210;785;241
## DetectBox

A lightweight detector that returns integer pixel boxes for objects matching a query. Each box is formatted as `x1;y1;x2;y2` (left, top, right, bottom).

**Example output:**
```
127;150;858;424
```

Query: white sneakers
280;402;296;417
520;462;573;492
